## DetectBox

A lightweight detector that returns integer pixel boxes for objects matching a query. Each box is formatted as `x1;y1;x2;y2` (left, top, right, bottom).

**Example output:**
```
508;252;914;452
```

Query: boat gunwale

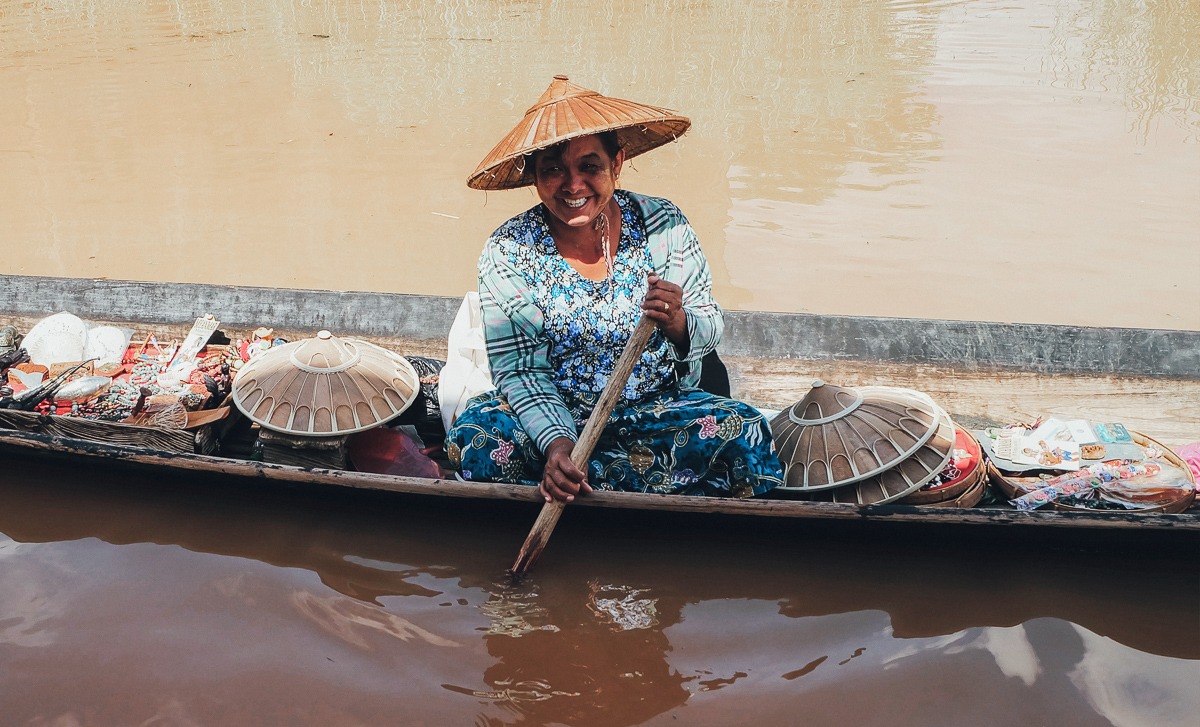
2;427;1196;533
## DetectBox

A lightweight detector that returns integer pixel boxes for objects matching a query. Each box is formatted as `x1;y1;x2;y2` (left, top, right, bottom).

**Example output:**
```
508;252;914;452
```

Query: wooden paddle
511;314;658;575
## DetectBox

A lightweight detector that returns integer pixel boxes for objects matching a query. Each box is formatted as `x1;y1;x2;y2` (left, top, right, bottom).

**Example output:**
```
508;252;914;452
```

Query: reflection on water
1;0;1196;329
1047;0;1199;142
0;456;1196;725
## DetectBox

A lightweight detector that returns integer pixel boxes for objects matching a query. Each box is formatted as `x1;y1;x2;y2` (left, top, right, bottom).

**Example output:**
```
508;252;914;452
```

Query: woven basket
987;431;1196;514
898;424;982;505
921;464;988;508
256;427;348;469
0;406;228;455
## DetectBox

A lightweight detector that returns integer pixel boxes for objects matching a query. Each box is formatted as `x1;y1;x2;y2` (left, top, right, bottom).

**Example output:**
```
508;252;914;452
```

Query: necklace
594;211;615;282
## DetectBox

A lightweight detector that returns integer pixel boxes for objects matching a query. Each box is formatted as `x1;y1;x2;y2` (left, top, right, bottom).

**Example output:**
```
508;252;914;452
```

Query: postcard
1029;418;1072;442
1010;436;1082;470
990;427;1026;460
165;315;220;374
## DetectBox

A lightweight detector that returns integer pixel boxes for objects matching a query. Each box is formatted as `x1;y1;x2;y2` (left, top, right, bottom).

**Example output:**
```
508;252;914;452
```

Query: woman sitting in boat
447;76;782;502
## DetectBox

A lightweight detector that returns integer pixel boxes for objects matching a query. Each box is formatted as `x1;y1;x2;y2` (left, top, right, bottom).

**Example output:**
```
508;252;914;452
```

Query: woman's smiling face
533;135;625;229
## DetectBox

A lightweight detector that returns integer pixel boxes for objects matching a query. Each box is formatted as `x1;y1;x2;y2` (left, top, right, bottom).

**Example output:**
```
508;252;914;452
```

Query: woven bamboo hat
769;381;944;492
803;397;956;505
231;331;419;436
467;75;691;191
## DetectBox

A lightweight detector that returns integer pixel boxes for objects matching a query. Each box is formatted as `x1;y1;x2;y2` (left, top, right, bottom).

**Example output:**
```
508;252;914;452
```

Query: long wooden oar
511;314;658;575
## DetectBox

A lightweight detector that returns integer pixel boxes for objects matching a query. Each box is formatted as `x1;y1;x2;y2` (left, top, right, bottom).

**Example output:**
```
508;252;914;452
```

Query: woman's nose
562;169;586;192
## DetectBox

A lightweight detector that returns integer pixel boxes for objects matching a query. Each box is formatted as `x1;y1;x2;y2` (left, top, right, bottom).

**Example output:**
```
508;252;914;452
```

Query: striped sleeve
638;195;724;383
477;236;578;452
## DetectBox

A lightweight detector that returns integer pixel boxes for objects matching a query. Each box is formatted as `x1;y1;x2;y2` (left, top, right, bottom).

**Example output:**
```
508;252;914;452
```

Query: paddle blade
510;500;565;575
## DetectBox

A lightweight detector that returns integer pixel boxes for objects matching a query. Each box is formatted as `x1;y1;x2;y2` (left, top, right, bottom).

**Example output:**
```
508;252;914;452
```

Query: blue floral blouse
478;190;723;452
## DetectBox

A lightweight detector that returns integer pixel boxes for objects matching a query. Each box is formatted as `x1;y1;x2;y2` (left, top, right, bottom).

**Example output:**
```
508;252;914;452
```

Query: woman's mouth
563;197;588;208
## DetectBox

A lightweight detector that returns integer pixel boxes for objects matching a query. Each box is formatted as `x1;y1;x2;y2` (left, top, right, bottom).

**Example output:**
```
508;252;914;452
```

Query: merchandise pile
977;418;1196;513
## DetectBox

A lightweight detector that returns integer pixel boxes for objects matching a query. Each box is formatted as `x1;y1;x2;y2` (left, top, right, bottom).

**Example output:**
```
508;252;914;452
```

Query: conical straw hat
769;381;943;492
467;75;691;191
803;400;956;505
231;331;419;436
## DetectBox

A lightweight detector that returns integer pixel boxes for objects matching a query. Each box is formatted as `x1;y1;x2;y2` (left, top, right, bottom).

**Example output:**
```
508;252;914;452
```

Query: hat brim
468;85;691;191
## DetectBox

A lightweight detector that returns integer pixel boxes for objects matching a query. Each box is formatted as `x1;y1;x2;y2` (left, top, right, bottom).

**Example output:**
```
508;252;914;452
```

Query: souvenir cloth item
391;355;447;445
467;75;691;190
446;388;782;497
22;312;88;366
231;330;419;436
1175;442;1200;482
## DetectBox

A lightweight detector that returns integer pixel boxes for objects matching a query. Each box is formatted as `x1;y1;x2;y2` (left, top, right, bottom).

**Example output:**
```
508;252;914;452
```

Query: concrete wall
2;275;1196;378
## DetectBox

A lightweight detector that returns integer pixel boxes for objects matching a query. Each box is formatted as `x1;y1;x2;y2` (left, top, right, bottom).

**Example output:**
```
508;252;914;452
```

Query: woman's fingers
642;275;688;349
541;445;591;502
643;275;683;319
541;471;590;502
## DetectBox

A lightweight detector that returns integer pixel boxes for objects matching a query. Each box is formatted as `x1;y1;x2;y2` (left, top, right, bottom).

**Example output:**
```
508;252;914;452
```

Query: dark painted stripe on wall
2;275;1196;378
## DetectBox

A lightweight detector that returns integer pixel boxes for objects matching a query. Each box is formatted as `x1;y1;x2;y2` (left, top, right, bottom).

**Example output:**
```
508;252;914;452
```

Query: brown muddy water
0;455;1197;726
1;0;1198;329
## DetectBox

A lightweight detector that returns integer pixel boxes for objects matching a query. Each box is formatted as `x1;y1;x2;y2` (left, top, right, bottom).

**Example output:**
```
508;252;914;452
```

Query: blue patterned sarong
446;389;782;498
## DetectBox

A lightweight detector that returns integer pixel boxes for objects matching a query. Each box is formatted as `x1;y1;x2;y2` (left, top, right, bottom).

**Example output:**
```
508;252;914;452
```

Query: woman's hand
643;273;689;354
541;436;592;503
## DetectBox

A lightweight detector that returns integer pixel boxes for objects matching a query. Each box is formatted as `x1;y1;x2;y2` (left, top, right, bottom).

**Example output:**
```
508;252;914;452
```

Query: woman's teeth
564;198;587;208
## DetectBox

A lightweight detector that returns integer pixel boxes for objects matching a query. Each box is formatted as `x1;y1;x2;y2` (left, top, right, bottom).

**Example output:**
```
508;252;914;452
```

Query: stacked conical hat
467;75;691;191
231;331;418;436
769;381;956;505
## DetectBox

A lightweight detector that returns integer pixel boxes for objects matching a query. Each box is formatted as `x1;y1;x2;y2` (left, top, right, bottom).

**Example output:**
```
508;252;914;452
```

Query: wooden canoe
1;275;1198;548
1;425;1196;547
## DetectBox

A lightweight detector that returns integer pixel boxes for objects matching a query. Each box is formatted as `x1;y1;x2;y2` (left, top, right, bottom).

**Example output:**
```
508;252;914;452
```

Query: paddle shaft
511;314;658;574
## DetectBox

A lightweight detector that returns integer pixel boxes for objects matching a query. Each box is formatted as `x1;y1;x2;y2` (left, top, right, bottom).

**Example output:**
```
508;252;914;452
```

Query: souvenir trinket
84;326;133;364
0;325;20;355
1011;461;1161;511
94;361;124;378
2;359;96;411
8;366;45;389
47;360;94;381
53;376;113;403
0;345;30;374
22;312;88;366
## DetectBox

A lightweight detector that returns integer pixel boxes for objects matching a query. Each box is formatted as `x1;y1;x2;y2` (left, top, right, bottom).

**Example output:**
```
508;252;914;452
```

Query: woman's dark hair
595;130;621;157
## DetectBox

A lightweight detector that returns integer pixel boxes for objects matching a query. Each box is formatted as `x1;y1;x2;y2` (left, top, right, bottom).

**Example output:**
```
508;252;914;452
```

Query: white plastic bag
438;292;495;431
